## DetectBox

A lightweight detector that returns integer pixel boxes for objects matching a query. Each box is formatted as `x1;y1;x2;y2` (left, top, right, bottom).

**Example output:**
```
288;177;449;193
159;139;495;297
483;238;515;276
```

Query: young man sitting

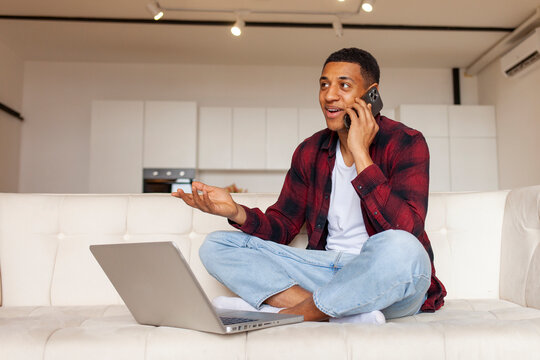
173;47;446;323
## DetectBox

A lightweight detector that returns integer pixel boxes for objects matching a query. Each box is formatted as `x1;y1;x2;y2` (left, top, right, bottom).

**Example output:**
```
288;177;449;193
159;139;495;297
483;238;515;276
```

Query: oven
143;168;195;194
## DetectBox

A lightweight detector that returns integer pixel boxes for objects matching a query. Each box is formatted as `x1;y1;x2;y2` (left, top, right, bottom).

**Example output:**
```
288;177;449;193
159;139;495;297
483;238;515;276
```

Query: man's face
319;61;368;132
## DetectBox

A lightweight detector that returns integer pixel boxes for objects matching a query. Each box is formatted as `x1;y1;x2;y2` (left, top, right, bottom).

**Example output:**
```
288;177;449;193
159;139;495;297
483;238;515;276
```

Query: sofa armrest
499;185;540;309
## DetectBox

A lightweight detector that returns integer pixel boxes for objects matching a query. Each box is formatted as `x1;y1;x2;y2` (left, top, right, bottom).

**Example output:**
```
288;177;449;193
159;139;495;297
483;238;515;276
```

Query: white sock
329;310;386;325
212;296;284;313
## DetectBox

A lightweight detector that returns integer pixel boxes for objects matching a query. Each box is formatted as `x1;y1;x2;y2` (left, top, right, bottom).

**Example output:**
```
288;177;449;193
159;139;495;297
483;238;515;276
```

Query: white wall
478;60;540;189
20;61;460;193
0;41;24;192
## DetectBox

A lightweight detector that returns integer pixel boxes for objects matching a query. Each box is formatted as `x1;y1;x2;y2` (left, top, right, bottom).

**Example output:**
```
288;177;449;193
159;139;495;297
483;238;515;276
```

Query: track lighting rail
158;5;364;18
0;15;514;33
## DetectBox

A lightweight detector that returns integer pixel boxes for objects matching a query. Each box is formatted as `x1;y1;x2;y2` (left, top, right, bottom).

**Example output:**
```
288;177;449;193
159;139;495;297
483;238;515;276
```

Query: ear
363;82;379;92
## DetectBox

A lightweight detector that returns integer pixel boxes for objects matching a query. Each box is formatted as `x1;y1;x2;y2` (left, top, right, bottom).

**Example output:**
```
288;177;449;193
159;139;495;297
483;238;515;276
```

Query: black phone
343;86;383;129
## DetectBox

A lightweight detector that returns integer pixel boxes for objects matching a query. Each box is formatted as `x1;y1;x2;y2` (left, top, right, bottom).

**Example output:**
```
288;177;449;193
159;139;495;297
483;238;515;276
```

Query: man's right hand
171;181;247;225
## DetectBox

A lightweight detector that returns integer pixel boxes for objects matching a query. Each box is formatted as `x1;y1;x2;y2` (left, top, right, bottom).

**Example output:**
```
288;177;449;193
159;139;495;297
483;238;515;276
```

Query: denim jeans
199;229;431;319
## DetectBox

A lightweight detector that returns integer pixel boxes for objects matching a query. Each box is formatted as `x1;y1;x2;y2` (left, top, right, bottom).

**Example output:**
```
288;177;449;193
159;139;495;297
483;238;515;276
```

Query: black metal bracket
452;68;461;105
0;102;24;121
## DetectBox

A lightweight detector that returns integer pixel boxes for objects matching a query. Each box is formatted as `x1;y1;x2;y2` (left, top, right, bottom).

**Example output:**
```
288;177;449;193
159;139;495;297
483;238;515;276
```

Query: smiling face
319;61;368;132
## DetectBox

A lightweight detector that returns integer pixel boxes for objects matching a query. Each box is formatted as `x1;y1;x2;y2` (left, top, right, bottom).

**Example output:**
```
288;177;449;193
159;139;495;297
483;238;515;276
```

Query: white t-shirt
325;140;370;255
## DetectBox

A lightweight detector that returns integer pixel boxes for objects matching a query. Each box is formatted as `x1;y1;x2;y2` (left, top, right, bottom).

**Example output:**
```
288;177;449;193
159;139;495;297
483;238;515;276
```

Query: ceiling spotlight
332;18;343;37
231;15;245;36
146;1;164;20
361;0;375;13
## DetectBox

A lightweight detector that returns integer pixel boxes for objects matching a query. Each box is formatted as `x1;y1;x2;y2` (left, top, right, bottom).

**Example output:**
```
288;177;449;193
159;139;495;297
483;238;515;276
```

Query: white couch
1;186;539;360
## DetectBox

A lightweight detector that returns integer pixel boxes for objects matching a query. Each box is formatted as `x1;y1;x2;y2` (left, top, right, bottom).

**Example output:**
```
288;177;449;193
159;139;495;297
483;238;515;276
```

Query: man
173;48;446;323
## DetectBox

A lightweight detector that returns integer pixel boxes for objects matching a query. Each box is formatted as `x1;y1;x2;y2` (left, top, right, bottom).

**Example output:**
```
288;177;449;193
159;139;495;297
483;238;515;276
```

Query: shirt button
317;224;322;229
358;185;363;189
324;195;329;199
374;211;378;215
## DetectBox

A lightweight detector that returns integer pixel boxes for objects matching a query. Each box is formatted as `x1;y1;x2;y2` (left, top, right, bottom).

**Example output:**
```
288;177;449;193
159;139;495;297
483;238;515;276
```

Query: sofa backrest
425;191;509;300
499;185;540;310
0;190;509;307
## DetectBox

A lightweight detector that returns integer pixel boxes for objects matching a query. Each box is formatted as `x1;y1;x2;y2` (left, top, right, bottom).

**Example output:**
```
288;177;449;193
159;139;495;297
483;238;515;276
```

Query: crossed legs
199;229;431;321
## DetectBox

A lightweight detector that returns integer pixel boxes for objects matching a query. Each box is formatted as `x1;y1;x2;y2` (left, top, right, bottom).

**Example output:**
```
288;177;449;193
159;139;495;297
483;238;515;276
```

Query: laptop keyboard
220;316;256;325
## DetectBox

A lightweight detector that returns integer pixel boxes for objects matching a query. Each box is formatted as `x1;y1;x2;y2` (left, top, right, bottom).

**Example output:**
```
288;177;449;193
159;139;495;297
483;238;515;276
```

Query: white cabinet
90;101;144;193
425;137;451;192
299;108;325;142
448;106;496;137
143;101;197;168
232;108;267;169
450;138;499;191
266;108;299;169
448;106;498;191
90;100;198;194
395;105;448;137
198;107;232;169
396;104;498;192
197;106;324;171
396;105;450;192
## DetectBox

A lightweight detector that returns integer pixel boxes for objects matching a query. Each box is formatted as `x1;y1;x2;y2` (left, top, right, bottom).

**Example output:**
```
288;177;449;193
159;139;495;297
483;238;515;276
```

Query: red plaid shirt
231;115;446;312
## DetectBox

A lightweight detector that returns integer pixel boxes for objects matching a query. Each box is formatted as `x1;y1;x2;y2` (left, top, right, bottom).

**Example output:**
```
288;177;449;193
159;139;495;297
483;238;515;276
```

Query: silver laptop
90;241;303;334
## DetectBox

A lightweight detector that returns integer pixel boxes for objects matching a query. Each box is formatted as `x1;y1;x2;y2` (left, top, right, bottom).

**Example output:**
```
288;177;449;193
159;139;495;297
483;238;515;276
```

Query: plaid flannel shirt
230;114;446;312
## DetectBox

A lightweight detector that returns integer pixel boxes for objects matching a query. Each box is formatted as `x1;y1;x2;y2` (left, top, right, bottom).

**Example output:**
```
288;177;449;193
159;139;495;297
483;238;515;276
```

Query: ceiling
0;0;539;68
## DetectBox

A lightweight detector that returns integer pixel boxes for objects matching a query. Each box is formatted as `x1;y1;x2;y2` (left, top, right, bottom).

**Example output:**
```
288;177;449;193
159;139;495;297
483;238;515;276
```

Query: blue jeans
199;229;431;319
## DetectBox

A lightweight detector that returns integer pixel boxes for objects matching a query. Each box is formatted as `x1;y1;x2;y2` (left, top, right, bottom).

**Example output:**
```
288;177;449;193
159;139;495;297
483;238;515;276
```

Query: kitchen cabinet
299;108;325;142
395;105;450;192
396;104;497;192
143;101;197;168
198;107;233;169
89;101;144;193
395;105;449;137
198;107;324;171
90;100;197;194
448;106;498;191
266;108;299;169
197;106;308;193
232;107;267;169
425;137;451;192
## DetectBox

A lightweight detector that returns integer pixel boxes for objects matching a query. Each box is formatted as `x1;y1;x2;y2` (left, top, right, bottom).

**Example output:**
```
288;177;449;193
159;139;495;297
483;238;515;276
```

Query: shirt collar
322;130;338;158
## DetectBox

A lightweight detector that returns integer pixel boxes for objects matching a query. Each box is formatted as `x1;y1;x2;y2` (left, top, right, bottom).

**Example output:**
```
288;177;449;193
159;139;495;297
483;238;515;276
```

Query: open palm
172;181;239;219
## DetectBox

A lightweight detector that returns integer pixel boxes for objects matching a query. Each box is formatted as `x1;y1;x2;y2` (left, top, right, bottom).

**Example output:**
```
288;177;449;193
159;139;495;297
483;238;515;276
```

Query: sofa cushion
1;300;539;360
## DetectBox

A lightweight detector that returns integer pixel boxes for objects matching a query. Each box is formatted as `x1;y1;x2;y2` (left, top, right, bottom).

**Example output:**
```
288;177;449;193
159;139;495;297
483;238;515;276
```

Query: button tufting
123;234;131;241
57;233;65;240
440;228;448;235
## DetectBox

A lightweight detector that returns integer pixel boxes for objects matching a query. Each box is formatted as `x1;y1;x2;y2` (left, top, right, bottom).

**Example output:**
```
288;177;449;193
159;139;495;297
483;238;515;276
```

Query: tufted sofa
1;185;539;359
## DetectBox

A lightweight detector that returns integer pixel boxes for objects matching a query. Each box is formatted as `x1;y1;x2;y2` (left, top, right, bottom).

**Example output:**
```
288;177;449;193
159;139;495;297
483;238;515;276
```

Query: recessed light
361;0;375;13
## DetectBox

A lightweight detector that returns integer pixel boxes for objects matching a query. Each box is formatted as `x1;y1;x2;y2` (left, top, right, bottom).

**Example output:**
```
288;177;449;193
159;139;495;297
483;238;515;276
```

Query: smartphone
343;86;383;129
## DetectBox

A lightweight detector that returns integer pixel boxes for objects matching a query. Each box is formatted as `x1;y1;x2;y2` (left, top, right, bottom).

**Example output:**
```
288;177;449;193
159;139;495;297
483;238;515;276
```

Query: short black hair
323;48;380;86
